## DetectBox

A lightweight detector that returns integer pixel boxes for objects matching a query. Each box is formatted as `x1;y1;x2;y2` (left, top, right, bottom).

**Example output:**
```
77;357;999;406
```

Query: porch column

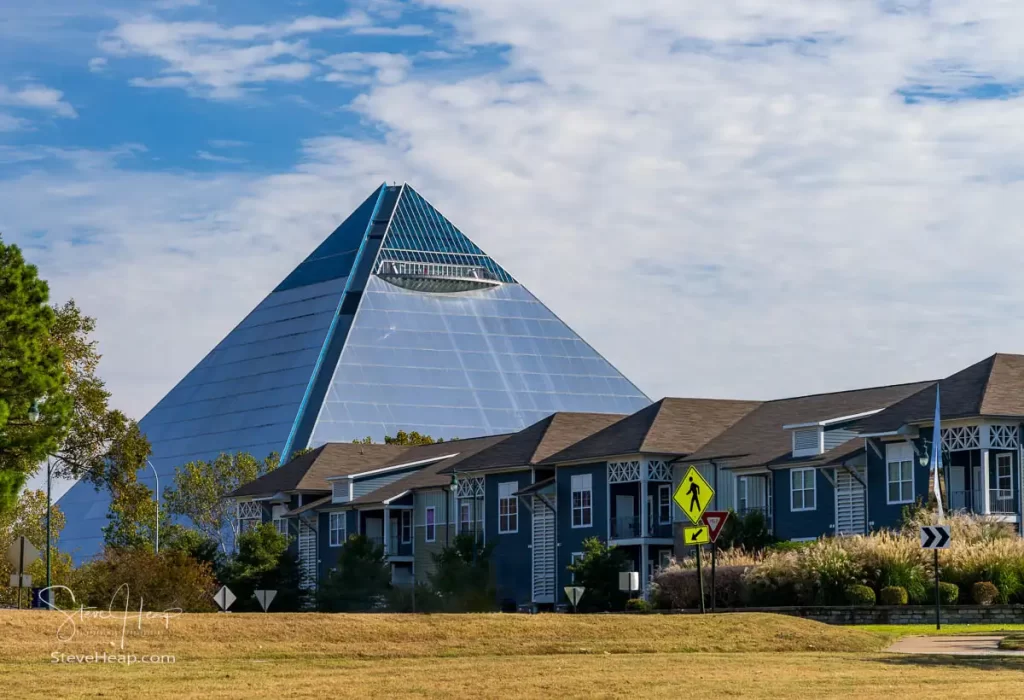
640;472;648;538
383;506;391;555
982;449;992;514
641;543;649;599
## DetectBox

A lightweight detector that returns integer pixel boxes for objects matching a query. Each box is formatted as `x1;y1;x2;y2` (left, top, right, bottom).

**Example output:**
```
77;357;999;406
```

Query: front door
950;466;966;510
615;495;635;538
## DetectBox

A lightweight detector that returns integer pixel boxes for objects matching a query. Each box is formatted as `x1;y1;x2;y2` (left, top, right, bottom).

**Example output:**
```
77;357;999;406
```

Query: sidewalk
887;635;1024;656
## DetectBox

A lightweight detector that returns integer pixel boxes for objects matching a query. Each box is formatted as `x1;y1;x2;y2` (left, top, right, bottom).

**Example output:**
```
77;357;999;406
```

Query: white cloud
322;52;411;85
99;12;378;99
12;0;1024;445
88;56;108;73
195;149;247;164
0;84;77;118
207;139;248;148
0;113;30;132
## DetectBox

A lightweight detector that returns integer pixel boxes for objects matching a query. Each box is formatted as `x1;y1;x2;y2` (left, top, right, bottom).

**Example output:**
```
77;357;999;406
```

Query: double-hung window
459;502;473;534
272;505;288;536
329;512;346;547
791;468;816;511
571;474;593;528
658;484;671;524
425;507;436;543
400;510;412;544
498;482;518;534
737;477;749;512
997;453;1013;492
886;442;914;504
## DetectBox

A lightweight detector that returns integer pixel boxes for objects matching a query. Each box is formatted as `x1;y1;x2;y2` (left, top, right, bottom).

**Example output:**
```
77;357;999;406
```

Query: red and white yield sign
700;511;730;543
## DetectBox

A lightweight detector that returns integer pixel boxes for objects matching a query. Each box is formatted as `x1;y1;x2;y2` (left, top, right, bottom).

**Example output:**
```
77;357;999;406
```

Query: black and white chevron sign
920;525;951;549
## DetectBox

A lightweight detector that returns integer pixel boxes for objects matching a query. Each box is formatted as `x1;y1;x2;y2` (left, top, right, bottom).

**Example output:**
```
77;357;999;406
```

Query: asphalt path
887;635;1024;656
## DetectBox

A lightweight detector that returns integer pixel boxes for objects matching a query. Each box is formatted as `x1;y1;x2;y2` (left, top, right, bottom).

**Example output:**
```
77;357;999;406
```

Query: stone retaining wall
672;605;1024;625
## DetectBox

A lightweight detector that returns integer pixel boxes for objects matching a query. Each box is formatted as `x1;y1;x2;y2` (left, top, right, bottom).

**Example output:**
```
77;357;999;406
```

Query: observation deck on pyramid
57;183;650;561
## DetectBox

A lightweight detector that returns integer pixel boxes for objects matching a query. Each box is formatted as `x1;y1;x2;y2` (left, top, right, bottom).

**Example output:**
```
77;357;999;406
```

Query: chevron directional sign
920;525;951;549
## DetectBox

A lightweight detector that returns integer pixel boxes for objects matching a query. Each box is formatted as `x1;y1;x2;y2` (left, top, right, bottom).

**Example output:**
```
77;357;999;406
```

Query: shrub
717;510;775;552
880;586;908;606
317;534;391;612
845;584;876;606
625;598;653;613
73;548;217;612
743;551;814;606
801;540;860;605
652;564;749;609
925;582;959;605
972;581;999;606
566;537;631;612
219;523;307;612
428;533;496;612
844;532;928;603
386;583;441;612
768;540;813;554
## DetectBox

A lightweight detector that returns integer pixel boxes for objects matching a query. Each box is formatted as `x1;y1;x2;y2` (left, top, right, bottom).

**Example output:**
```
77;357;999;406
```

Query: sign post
6;537;40;611
920;525;951;630
675;467;715;615
701;511;730;613
563;586;585;613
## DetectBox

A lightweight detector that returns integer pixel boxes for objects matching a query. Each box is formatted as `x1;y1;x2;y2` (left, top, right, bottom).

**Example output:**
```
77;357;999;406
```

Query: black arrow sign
921;525;950;549
690;528;704;542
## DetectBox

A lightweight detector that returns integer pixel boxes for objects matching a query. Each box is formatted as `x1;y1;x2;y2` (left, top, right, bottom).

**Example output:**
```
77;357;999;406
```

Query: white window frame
790;468;816;512
996;453;1013;492
459;501;472;533
498;481;519;534
328;512;345;547
425;507;436;543
737;476;748;512
886;459;914;505
400;509;412;544
571;473;593;528
658;484;671;524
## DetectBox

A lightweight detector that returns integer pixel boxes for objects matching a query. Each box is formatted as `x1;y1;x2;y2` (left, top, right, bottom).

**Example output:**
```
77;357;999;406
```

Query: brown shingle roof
228;443;408;497
445;412;628;473
346;435;509;507
858;354;1024;434
686;382;932;469
541;398;761;464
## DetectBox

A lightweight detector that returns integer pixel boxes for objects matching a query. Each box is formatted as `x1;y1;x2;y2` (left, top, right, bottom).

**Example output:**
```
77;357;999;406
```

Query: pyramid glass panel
57;183;649;561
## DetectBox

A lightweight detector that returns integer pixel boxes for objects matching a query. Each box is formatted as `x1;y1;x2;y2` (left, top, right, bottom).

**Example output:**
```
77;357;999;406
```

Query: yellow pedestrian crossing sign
674;466;714;524
683;525;710;545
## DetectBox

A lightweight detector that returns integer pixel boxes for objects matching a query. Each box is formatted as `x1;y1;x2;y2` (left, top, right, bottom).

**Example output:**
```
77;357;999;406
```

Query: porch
359;507;414;559
938;425;1019;519
607;459;674;543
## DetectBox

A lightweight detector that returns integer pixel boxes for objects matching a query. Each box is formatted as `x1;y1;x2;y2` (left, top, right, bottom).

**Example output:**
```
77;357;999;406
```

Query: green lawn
860;623;1024;641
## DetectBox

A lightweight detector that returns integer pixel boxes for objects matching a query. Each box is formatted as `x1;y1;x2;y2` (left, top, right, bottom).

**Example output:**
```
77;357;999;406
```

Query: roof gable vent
792;427;823;458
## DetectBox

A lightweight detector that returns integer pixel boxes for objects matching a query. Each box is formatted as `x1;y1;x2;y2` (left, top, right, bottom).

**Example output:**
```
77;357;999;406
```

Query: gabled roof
541;398;761;465
857;354;1024;434
685;382;932;469
443;412;627;473
228;443;408;498
345;435;509;507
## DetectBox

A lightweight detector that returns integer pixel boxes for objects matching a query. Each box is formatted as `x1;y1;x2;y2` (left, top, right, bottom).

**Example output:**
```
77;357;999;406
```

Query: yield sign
563;586;585;610
6;536;40;573
674;466;715;524
920;525;950;549
213;585;236;611
701;511;730;544
254;589;277;612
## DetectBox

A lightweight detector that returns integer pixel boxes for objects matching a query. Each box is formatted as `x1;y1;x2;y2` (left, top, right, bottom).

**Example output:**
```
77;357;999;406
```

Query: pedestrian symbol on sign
673;466;714;524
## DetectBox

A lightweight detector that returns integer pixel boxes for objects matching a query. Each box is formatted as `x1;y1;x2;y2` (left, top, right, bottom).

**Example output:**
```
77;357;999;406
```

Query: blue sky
7;1;1024;494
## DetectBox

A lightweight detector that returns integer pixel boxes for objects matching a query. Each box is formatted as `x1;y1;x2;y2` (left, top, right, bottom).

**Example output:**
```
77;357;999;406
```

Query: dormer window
792;427;823;457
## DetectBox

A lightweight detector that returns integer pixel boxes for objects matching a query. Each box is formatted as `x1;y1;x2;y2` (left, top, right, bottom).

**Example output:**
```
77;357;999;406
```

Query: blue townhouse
444;400;758;608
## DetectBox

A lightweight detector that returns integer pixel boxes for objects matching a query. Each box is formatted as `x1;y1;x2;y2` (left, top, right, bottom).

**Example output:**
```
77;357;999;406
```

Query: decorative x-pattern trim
608;461;641;483
646;460;672;482
237;501;262;520
989;424;1020;450
455;476;485;499
942;425;981;452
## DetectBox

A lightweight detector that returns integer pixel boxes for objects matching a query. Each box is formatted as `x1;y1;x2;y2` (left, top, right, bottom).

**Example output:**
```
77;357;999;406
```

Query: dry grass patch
0;610;884;662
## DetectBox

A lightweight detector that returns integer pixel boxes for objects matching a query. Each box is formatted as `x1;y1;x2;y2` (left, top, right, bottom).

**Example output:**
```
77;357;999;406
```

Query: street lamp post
28;403;51;607
146;460;160;553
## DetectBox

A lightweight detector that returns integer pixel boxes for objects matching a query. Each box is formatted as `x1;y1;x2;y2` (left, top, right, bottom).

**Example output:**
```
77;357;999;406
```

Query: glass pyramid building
57;183;650;560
